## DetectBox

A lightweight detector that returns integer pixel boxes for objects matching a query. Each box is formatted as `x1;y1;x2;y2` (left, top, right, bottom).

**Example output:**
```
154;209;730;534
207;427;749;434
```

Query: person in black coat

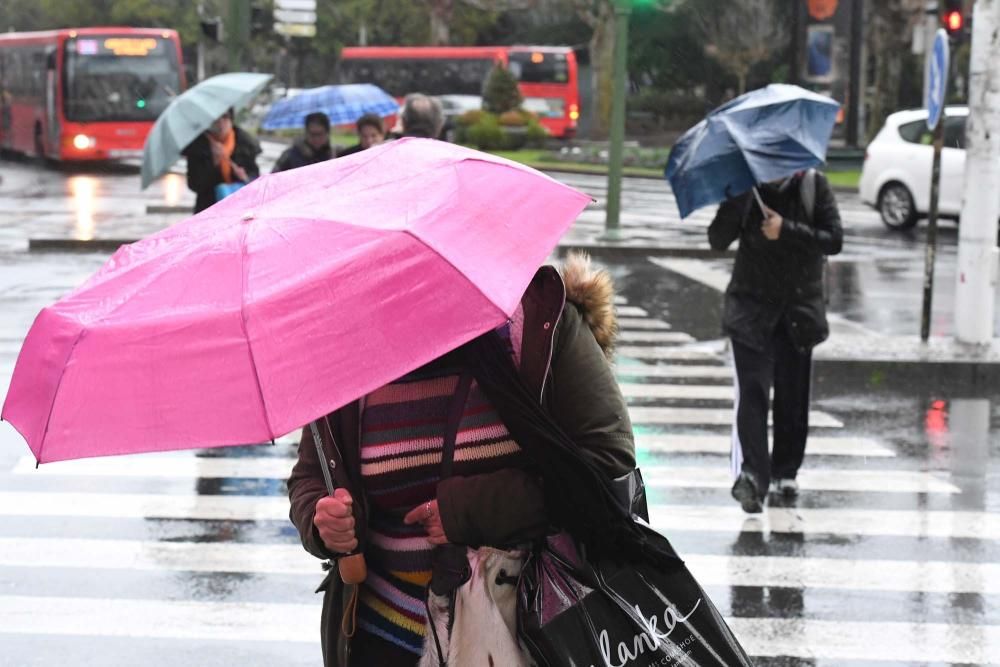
272;112;335;172
182;108;261;213
708;170;843;513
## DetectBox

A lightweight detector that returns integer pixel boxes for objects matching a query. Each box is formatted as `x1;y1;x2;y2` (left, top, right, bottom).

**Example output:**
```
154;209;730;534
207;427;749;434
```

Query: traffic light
942;0;964;37
200;17;224;43
250;3;273;36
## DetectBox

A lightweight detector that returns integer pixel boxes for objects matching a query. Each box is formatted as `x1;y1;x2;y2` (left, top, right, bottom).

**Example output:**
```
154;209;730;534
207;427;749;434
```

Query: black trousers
730;324;813;497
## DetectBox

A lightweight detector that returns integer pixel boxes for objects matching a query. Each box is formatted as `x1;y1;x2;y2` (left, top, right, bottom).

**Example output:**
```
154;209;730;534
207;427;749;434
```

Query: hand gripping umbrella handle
309;422;368;585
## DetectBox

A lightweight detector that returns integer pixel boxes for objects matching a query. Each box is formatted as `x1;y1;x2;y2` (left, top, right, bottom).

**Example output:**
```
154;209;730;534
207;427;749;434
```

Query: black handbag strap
440;370;473;480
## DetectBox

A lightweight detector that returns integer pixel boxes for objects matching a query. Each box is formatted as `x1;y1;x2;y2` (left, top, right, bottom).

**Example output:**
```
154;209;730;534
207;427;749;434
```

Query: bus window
508;51;569;84
62;36;180;122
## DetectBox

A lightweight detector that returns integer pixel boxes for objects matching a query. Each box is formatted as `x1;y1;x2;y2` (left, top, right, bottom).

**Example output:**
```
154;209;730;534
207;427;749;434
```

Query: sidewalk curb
539;167;859;195
556;243;735;260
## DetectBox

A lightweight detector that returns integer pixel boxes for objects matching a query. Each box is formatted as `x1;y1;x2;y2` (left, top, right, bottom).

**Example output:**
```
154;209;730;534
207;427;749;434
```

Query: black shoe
770;478;799;499
731;472;763;514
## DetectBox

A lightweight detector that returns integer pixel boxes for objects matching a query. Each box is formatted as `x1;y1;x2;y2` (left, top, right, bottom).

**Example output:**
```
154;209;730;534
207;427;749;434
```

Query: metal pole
603;0;630;239
920;120;945;341
954;0;1000;345
846;0;864;147
227;0;249;71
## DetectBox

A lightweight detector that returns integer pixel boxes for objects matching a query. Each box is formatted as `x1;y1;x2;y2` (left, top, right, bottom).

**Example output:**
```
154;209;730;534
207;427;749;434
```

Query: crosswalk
0;290;996;666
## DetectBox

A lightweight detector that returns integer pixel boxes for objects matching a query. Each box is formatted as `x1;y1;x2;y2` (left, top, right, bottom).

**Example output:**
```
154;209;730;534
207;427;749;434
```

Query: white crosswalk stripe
636;433;895;457
628;406;844;428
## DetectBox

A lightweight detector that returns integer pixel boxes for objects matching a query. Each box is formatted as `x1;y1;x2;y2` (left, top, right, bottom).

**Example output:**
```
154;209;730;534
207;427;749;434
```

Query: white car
859;106;970;229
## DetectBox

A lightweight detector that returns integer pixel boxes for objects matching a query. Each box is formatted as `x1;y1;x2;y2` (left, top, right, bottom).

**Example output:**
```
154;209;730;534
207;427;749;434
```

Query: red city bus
337;45;579;138
508;46;579;139
0;27;184;161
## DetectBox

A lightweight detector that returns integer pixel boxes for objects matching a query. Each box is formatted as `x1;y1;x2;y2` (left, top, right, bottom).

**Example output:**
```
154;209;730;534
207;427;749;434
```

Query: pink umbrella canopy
3;138;591;463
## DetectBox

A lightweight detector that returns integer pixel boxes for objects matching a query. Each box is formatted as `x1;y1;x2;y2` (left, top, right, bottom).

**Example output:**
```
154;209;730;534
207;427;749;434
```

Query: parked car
436;94;482;142
859;106;970;229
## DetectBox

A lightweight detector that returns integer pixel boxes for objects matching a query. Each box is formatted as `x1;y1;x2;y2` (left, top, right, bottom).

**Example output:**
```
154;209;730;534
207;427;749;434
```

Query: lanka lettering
592;599;702;667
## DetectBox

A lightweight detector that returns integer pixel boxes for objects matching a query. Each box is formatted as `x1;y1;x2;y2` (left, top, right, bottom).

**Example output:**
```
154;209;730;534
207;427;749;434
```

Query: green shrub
467;113;505;150
525;120;548;147
483;65;523;115
457;109;486;127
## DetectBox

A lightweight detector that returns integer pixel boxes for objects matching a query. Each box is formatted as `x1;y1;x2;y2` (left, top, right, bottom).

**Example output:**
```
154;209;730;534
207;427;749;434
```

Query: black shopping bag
518;532;753;667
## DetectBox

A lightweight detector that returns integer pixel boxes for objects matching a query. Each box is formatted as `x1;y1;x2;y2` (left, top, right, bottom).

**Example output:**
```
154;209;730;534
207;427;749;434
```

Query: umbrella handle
338;553;368;584
310;422;369;584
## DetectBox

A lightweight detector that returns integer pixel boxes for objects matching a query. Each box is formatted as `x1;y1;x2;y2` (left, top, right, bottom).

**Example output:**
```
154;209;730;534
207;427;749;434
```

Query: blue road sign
926;29;950;131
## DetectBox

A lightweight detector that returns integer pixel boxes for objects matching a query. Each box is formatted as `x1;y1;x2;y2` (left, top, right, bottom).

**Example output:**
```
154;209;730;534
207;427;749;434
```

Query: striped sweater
356;349;525;654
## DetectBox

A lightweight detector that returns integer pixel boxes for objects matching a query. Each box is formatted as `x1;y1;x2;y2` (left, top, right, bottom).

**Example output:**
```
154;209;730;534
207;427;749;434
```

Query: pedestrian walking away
273;111;335;172
391;93;445;140
336;112;386;158
181;107;260;213
708;169;843;513
288;253;637;666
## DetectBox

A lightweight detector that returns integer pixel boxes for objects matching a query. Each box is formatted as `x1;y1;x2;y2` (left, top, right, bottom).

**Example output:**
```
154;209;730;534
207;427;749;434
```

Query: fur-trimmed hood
560;251;617;358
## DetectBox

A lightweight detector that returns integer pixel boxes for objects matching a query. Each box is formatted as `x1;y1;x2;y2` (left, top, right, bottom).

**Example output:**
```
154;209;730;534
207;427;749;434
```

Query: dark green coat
287;260;635;667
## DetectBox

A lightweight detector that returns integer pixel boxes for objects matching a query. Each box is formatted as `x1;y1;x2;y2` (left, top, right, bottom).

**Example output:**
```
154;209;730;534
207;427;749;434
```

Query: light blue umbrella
664;84;840;218
260;84;398;130
141;72;272;189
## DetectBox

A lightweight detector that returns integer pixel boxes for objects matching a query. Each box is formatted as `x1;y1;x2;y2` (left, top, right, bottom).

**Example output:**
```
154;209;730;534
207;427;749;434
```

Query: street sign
926;28;950;131
274;9;316;24
275;0;316;10
274;23;316;38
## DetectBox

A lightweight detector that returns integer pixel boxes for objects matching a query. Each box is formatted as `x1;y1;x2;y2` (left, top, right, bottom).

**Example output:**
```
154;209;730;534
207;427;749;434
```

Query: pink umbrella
3;138;591;463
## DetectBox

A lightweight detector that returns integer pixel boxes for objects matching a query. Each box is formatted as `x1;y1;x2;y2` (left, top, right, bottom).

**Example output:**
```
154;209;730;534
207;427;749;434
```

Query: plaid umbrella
260;83;398;130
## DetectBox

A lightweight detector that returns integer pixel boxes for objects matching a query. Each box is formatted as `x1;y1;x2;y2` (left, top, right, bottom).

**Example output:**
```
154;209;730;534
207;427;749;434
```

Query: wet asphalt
0;153;997;666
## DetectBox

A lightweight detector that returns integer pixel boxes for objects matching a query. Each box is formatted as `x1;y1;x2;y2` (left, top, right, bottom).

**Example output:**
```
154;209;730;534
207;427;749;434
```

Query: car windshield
63;36;181;122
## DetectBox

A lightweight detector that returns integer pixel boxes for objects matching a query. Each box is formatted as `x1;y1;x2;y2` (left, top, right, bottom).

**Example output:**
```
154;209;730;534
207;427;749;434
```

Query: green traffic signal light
136;100;147;109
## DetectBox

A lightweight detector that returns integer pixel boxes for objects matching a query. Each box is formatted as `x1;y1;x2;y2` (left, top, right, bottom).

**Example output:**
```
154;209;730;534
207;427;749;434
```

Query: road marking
649;257;730;291
617;317;672;330
2;538;994;595
629;406;843;428
0;595;317;643
620;382;733;400
616;346;719;361
616;305;648;317
641;465;960;494
12;455;294;479
648;504;1000;540
636;433;895;457
615;363;734;379
0;492;290;521
0;537;314;575
686;554;1000;594
617;331;695;344
729;618;1000;665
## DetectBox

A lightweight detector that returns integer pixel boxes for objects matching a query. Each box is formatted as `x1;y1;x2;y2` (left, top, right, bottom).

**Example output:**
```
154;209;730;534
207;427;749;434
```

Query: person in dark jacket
708;170;843;513
273;111;335;172
336;113;385;158
288;254;635;666
182;108;260;213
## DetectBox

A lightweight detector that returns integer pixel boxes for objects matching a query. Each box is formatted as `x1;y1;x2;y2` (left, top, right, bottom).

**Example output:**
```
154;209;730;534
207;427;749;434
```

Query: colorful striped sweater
355;347;525;654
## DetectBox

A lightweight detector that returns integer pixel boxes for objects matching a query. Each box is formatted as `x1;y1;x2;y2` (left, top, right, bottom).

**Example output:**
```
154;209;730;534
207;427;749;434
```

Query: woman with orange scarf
182;108;261;213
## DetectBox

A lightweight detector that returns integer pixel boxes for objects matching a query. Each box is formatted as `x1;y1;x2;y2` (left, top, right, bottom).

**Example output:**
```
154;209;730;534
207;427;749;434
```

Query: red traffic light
944;10;963;33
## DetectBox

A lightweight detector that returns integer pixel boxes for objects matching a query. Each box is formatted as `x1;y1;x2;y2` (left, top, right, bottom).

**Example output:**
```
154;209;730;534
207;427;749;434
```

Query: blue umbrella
260;84;399;130
664;84;840;218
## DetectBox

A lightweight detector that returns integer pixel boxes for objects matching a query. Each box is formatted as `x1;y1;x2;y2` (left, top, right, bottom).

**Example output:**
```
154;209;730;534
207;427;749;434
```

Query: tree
483;63;523;113
573;0;616;137
424;0;534;45
864;0;924;141
692;0;788;95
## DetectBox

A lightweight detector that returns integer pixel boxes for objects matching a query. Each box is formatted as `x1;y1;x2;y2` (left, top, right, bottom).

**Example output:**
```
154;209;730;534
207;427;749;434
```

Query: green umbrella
141;72;272;189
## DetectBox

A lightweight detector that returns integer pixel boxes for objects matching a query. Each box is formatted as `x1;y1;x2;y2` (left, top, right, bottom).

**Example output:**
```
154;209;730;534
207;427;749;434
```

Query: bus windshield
339;57;497;97
508;51;569;84
63;35;180;122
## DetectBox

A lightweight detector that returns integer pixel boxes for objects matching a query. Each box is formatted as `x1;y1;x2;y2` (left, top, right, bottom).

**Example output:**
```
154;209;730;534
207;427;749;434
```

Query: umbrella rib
239;217;275;441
